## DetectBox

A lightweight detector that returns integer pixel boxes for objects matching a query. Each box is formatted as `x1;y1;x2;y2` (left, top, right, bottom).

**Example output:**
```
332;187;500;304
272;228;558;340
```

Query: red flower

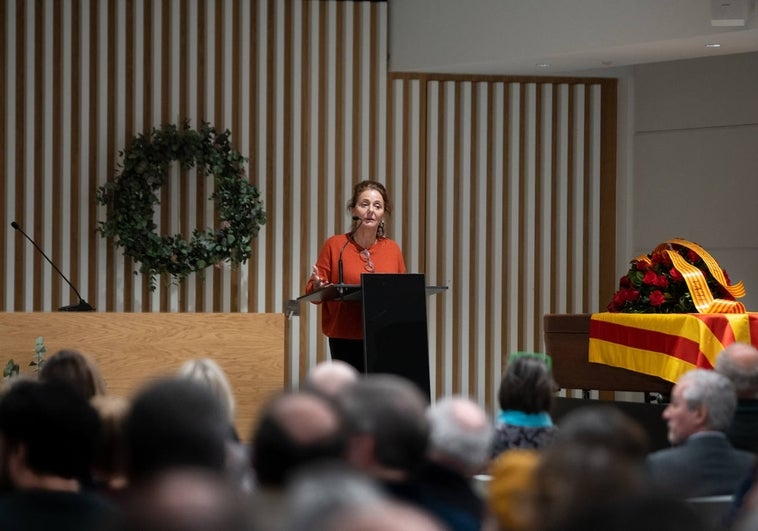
649;290;665;307
642;270;658;285
634;260;648;272
669;267;683;282
655;274;669;289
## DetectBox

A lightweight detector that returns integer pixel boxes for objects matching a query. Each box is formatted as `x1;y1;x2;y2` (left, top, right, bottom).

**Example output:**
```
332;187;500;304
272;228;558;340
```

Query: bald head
251;391;347;487
426;396;494;475
273;392;341;444
304;361;360;398
715;342;758;398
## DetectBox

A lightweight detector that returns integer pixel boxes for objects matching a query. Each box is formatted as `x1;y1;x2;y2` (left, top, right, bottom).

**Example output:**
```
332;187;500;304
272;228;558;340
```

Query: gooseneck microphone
10;221;95;311
337;216;363;291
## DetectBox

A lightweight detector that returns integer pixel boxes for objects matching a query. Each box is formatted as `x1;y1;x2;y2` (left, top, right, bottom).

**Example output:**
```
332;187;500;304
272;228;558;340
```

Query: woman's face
352;189;386;231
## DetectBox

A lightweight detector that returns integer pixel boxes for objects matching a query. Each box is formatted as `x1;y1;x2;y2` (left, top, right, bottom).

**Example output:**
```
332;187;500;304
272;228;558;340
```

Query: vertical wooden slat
600;80;618;303
0;0;6;308
51;0;63;311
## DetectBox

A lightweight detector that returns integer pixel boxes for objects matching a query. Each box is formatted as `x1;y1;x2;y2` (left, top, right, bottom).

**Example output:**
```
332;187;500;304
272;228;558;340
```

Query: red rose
651;253;664;265
649;290;665;306
656;274;669;288
634;260;648;272
620;276;631;288
686;250;699;263
643;270;658;285
669;267;683;282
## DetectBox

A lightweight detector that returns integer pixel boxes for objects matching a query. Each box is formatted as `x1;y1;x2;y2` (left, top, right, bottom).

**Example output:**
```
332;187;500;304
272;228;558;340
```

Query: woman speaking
306;180;406;372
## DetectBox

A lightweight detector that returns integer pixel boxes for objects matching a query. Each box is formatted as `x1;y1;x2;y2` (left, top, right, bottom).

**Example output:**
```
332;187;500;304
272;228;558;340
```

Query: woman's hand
310;265;330;290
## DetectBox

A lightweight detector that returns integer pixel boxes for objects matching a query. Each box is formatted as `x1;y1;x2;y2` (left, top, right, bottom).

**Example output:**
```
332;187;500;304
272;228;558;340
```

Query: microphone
10;221;95;311
337;216;363;290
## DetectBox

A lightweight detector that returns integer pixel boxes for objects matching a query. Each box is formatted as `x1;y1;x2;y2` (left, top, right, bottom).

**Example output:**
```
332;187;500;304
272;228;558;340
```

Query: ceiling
389;0;758;75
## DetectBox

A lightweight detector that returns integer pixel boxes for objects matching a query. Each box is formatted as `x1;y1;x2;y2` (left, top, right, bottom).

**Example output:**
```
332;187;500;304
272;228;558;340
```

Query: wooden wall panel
1;1;616;413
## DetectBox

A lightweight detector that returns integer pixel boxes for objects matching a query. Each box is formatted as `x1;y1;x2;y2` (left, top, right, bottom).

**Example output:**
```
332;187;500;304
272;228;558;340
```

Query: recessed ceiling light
705;43;721;48
536;63;550;68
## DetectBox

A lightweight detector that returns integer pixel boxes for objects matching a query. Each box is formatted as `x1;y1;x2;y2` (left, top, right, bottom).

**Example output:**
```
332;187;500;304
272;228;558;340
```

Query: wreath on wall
96;122;266;290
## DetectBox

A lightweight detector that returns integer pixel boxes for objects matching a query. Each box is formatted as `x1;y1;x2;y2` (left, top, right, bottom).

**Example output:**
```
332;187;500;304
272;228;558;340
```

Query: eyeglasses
359;249;375;272
507;352;552;370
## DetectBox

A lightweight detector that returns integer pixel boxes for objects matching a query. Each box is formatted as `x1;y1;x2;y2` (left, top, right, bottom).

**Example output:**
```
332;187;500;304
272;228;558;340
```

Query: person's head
487;449;541;531
715;342;758;398
286;461;388;531
38;348;107;400
347;180;391;238
0;379;101;487
120;468;251;531
125;377;230;484
90;394;131;490
426;396;493;476
554;404;649;461
535;444;649;531
663;368;736;445
498;353;556;414
318;500;447;531
338;374;429;477
303;360;360;399
251;390;347;488
177;358;236;422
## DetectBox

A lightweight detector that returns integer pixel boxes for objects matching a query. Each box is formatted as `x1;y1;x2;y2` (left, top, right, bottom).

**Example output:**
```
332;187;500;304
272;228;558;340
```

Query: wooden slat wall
0;0;616;412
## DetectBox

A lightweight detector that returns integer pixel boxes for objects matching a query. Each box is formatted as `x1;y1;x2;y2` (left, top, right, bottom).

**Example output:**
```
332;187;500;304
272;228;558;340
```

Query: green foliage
96;122;267;290
30;336;47;372
3;336;46;380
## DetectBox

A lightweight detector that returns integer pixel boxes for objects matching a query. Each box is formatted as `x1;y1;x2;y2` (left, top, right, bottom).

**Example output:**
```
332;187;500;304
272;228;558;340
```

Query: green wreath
96;122;266;290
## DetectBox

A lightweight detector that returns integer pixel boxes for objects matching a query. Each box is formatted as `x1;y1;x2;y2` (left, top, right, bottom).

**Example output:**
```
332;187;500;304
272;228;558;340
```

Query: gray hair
678;369;737;432
426;396;493;472
714;342;758;397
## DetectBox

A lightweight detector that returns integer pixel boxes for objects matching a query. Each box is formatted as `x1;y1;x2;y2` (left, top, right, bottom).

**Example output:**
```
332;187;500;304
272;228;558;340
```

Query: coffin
543;313;672;394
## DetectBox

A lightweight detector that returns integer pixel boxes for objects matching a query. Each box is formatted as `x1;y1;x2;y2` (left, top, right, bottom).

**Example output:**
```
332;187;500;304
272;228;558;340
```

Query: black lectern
295;273;446;398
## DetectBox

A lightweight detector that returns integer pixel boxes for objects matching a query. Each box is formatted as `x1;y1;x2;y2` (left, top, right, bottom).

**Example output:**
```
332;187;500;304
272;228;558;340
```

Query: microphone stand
10;221;95;311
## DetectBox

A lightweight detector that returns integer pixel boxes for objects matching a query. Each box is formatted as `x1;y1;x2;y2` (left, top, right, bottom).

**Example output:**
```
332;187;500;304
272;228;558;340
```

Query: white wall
632;52;758;311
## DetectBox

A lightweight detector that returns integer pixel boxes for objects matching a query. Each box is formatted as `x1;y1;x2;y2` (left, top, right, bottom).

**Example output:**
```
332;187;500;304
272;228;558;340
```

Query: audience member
553;493;708;531
535;444;649;531
286;460;388;531
90;394;130;497
124;377;231;486
416;396;493;530
492;353;557;457
38;348;107;400
337;374;430;506
553;404;649;461
486;449;541;531
531;404;654;531
646;368;755;498
177;358;236;428
118;468;252;531
177;357;252;492
249;390;348;531
316;499;448;531
302;359;360;399
0;379;120;530
714;342;758;452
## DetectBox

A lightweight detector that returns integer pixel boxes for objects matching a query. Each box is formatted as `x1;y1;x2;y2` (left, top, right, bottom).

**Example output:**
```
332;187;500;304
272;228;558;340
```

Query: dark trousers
329;338;366;374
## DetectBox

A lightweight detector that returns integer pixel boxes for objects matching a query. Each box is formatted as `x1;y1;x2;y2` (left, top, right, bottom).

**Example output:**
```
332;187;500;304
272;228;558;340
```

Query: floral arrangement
607;239;746;314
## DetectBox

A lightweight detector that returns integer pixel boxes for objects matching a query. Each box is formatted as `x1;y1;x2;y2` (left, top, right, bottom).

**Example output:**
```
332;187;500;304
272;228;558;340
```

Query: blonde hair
177;358;236;421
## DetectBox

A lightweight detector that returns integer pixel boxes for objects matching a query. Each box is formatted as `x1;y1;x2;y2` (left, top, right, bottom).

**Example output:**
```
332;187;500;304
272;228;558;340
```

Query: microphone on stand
10;221;95;311
337;216;363;293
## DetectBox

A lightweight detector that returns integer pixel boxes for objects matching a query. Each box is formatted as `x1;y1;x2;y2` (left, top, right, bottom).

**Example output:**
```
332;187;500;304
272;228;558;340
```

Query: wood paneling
0;312;284;441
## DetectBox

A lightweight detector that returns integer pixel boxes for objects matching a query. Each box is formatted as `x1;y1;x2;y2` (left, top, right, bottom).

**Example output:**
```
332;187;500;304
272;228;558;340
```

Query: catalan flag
589;313;758;383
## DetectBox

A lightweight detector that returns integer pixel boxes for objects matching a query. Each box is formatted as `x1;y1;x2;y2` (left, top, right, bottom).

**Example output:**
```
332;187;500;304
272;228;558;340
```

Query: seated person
492;352;557;457
646;369;755;498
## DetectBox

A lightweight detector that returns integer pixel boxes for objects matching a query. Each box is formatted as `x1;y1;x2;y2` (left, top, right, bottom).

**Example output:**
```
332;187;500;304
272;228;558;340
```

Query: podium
296;273;446;398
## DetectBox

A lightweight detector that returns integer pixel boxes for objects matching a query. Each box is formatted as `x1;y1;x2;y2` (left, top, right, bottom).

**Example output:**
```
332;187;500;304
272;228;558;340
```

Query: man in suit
646;369;755;498
715;342;758;453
